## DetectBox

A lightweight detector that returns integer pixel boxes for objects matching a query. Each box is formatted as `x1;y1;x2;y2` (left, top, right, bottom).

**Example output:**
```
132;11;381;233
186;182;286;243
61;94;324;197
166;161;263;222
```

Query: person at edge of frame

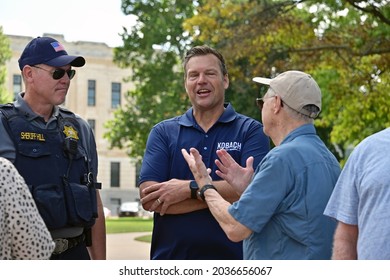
324;125;390;260
0;156;55;259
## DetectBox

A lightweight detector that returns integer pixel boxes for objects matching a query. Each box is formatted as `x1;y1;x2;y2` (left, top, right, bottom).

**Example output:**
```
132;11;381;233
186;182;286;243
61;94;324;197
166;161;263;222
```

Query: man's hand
182;147;253;242
181;148;212;188
141;179;190;215
215;149;254;195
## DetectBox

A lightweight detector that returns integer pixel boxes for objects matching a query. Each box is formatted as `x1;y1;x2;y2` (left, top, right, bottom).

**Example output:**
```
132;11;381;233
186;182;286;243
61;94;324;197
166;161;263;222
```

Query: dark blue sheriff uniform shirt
140;104;270;259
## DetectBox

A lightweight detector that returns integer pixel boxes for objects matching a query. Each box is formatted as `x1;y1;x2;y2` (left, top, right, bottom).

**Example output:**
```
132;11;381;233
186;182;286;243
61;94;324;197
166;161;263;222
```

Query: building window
87;119;96;135
13;74;22;100
88;80;96;106
111;82;121;108
110;162;120;187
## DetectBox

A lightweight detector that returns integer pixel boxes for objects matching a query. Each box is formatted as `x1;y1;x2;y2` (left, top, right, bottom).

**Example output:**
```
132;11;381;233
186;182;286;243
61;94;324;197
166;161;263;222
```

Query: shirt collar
179;103;237;127
15;92;60;121
281;123;317;145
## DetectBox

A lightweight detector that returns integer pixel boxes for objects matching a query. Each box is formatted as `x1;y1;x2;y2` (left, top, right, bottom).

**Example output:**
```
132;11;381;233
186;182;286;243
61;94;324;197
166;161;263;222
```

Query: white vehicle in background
103;207;111;218
118;201;140;217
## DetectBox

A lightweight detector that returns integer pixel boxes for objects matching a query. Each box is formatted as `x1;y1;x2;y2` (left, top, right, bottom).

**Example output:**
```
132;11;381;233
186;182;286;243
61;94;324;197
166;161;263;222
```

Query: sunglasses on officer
32;65;76;80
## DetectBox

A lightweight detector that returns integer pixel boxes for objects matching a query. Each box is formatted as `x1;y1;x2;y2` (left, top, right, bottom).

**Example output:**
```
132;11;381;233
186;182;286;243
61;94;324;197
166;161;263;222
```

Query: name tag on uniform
20;132;46;141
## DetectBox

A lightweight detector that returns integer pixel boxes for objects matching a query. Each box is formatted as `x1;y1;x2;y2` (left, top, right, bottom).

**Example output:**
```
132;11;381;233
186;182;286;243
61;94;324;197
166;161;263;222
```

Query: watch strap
199;184;217;201
189;180;198;199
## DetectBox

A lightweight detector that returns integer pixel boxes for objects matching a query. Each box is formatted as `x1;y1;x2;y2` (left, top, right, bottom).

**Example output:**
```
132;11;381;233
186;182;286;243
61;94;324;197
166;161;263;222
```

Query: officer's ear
22;65;34;81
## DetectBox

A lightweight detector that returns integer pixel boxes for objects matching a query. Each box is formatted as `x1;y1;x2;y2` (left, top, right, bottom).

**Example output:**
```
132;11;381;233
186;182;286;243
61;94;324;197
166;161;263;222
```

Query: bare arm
181;147;253;242
139;180;207;215
331;221;358;260
140;178;239;216
204;188;252;242
87;190;106;260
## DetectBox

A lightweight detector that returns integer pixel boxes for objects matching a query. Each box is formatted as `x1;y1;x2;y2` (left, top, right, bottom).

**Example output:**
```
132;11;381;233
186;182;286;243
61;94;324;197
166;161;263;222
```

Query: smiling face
184;54;229;111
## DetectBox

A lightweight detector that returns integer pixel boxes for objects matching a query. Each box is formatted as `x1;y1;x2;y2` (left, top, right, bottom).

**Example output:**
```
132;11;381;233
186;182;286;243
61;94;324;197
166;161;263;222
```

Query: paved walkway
107;232;151;260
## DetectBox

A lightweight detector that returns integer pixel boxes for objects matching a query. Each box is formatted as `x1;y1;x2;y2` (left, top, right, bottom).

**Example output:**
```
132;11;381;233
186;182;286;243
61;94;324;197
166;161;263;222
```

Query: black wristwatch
189;180;199;199
198;184;217;201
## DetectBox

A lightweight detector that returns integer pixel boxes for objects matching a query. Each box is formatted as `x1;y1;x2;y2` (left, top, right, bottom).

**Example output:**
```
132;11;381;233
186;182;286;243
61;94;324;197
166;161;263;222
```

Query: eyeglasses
256;96;275;110
256;97;264;109
256;95;284;110
32;65;76;80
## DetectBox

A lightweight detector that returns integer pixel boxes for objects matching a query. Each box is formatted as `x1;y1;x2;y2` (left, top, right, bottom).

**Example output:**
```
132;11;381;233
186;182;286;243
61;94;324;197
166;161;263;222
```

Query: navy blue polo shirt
140;103;270;259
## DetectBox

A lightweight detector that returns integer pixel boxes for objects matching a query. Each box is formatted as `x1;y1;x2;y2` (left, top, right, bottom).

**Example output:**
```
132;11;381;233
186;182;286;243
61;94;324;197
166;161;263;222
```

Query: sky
0;0;137;47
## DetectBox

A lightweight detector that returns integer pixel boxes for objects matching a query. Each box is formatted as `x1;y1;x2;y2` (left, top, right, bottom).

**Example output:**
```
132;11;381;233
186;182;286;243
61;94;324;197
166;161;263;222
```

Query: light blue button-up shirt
229;124;341;259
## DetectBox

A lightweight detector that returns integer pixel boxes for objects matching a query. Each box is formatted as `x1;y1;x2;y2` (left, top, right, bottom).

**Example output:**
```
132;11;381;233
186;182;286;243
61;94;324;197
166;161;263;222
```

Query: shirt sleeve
323;150;360;225
139;124;171;184
0;113;17;162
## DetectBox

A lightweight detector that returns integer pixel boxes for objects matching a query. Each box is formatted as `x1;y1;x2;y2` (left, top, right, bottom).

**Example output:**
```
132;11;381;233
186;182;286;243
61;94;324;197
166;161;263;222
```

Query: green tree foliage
0;27;12;104
104;0;199;161
184;0;390;161
105;0;389;163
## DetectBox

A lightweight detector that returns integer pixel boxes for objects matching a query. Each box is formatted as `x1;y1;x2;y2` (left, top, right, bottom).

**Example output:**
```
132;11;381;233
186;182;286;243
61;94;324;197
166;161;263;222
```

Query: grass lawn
105;217;153;243
106;217;153;233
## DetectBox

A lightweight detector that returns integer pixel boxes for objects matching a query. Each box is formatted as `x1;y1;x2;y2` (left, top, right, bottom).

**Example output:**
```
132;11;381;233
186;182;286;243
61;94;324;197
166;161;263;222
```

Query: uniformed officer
0;36;106;260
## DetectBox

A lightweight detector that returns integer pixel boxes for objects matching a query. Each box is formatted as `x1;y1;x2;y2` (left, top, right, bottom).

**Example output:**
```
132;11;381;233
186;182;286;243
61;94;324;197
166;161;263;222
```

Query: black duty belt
52;234;85;255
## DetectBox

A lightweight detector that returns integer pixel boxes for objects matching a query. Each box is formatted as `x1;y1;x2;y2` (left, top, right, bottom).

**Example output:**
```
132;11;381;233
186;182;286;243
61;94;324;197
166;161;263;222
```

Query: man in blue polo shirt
139;45;270;260
182;70;341;259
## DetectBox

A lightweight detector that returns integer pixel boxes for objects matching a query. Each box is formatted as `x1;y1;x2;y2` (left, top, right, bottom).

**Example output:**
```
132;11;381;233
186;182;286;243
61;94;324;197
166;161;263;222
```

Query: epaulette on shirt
58;106;75;116
0;104;77;121
0;103;17;120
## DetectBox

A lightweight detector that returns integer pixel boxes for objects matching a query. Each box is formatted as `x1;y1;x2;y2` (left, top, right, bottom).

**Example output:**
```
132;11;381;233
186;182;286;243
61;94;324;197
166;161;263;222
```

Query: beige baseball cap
253;70;322;118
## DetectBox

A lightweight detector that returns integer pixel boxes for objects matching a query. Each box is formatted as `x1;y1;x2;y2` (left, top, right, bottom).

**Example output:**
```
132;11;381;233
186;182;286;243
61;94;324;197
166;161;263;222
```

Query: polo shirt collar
179;103;236;127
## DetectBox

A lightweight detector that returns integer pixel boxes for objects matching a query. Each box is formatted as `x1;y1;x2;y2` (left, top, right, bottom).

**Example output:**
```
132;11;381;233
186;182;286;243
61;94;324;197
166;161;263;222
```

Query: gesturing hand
215;149;254;195
181;148;212;187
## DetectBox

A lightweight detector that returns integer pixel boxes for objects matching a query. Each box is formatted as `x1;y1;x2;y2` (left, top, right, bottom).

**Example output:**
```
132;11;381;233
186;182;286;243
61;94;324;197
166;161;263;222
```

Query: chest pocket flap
18;142;51;158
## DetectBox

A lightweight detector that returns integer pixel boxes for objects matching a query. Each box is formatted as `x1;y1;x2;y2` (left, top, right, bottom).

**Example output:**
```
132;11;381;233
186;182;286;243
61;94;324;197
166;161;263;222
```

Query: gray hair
283;104;317;123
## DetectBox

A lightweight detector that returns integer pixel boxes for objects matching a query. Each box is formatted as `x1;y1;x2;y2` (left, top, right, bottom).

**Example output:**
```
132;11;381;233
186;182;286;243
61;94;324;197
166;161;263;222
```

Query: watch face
190;180;198;190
